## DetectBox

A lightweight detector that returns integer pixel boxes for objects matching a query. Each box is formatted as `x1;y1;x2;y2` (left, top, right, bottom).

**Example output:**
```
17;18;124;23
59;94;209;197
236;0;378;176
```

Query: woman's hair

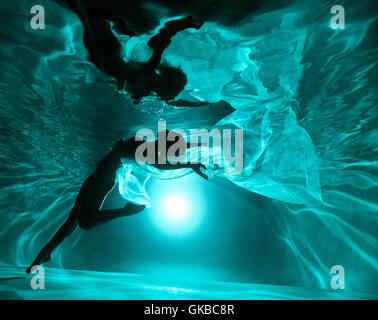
155;64;188;101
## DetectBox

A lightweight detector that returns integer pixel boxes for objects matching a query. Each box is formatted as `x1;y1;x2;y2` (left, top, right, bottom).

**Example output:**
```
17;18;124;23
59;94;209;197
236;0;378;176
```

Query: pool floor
0;266;375;300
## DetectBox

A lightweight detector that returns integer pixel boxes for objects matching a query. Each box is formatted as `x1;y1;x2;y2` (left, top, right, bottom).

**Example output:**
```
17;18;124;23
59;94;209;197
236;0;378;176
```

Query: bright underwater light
162;193;190;223
149;175;206;237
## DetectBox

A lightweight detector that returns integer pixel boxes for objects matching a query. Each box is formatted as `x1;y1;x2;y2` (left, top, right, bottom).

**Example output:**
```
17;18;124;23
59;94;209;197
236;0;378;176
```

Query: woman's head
154;64;188;101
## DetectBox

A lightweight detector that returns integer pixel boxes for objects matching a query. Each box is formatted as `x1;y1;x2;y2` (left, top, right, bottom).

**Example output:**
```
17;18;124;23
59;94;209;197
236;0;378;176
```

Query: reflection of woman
26;134;207;273
66;0;203;102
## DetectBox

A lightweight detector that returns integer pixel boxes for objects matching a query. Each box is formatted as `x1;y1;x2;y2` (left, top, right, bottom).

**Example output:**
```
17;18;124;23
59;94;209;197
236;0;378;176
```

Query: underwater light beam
149;175;206;237
162;193;190;223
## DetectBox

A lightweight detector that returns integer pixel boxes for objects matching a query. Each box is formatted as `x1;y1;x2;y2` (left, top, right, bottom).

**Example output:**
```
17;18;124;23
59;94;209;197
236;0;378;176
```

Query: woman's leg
26;208;79;273
78;203;145;230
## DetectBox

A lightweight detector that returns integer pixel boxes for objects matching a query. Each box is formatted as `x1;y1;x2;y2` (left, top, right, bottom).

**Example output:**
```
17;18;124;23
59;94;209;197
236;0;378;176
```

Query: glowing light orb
149;175;206;237
162;193;190;223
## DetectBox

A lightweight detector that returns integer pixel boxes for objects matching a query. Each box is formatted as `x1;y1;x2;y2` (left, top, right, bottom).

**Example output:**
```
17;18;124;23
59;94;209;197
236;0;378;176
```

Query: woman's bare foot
124;203;146;215
26;250;51;274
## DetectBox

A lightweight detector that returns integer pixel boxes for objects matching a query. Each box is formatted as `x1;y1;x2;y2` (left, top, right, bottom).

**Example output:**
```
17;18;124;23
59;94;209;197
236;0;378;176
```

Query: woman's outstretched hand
191;163;208;180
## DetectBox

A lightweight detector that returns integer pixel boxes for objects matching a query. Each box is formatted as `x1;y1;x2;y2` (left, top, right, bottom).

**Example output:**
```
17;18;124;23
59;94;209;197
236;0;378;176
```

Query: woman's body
26;135;206;273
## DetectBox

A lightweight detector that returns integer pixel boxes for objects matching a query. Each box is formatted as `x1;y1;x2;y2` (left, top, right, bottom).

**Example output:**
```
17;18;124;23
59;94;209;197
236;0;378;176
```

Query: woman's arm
153;162;208;180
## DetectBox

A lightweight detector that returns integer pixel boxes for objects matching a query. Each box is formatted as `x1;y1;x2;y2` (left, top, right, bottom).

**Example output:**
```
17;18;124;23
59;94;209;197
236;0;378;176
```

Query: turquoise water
0;0;377;298
0;267;376;299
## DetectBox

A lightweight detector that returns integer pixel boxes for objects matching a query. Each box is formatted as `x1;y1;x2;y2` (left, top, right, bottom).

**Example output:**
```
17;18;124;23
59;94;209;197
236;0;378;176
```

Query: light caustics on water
0;0;377;295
